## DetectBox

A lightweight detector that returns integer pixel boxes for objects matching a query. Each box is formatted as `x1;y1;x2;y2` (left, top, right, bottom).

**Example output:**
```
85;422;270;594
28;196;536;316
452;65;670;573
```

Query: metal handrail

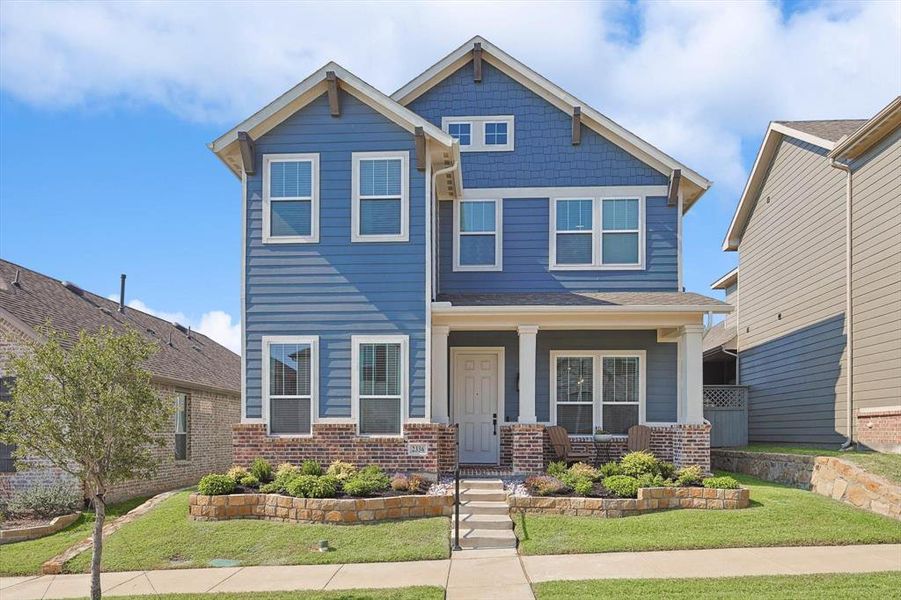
452;423;461;551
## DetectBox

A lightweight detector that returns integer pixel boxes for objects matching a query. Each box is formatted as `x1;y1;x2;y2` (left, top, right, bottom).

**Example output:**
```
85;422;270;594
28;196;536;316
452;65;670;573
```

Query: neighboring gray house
722;97;901;452
0;260;242;502
703;268;738;385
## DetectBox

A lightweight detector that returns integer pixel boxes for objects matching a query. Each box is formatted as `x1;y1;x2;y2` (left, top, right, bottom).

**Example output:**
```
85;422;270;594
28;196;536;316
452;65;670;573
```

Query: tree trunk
90;494;105;600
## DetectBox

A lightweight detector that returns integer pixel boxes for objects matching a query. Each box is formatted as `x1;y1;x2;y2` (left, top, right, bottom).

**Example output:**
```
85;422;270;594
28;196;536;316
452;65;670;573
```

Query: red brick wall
857;408;901;454
233;422;457;474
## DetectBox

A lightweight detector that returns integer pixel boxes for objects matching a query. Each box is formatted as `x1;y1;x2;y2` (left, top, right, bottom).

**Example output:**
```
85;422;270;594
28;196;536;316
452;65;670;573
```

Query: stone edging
0;512;81;545
811;457;900;520
189;492;454;524
509;486;749;517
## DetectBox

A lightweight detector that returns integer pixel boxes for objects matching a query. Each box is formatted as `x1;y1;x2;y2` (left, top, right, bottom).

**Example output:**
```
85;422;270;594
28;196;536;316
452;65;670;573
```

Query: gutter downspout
431;156;459;301
830;157;854;450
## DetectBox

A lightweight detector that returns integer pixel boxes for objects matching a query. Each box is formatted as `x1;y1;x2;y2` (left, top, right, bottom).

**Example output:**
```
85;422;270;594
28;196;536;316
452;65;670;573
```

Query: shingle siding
244;92;427;421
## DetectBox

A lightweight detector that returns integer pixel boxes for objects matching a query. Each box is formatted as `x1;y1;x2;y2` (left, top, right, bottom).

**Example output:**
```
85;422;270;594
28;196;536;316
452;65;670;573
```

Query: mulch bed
1;516;62;530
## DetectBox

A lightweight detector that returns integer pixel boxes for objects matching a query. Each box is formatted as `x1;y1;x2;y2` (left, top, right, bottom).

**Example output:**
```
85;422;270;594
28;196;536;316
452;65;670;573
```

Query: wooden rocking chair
546;426;593;465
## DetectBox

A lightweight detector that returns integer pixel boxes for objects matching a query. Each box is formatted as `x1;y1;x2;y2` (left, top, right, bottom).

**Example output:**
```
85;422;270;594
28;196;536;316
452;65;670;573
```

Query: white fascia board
391;36;711;208
710;267;738;290
829;96;901;160
431;303;734;315
770;122;836;152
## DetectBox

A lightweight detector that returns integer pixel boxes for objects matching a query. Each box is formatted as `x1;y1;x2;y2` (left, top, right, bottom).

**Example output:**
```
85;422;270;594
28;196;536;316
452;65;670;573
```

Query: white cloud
106;296;241;354
1;1;898;200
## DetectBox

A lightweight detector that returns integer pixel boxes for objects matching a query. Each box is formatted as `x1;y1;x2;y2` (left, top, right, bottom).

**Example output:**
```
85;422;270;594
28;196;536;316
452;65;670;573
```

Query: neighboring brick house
209;37;729;475
0;259;241;503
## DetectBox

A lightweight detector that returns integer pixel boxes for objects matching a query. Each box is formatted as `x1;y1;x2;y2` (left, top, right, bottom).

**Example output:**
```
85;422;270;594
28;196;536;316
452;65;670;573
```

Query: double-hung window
551;351;645;435
263;154;319;243
264;336;318;436
441;116;514;152
174;392;189;460
352;151;409;242
454;199;502;271
353;335;407;436
551;197;643;269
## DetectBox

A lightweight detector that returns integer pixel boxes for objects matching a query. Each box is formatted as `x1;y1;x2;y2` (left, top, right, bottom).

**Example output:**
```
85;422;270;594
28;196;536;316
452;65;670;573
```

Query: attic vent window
441;115;514;152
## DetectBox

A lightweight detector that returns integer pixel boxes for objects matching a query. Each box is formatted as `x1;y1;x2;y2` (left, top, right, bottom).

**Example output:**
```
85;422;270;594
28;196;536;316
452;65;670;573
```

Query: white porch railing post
431;325;450;424
517;325;539;423
680;324;706;424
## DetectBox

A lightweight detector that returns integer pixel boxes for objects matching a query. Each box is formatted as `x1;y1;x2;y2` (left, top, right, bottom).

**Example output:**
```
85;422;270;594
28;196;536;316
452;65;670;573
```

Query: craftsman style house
722;97;901;453
211;37;729;474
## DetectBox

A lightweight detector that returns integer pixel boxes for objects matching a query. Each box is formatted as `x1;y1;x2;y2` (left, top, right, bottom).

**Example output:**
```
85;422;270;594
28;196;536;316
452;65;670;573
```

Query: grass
737;443;901;484
100;589;444;600
0;496;148;576
534;572;901;599
515;472;901;555
64;491;450;573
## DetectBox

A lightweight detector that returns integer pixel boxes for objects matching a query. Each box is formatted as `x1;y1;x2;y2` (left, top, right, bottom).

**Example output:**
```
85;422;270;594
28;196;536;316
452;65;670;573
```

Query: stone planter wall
509;486;749;518
0;512;81;545
189;492;454;524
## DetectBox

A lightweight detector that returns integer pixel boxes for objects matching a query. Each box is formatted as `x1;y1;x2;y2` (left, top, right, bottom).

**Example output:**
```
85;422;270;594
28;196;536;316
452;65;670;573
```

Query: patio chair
546;425;593;465
627;424;652;453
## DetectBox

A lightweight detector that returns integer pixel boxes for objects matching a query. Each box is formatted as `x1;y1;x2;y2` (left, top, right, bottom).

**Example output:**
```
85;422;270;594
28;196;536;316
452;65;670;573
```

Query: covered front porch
429;293;729;473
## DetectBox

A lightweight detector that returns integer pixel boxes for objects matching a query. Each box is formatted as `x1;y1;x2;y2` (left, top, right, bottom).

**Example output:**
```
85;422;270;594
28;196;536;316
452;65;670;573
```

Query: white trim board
454;185;669;201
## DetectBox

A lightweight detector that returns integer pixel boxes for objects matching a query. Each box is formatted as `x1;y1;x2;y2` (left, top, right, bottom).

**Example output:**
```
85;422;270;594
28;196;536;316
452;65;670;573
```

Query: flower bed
0;512;81;544
510;486;750;517
189;492;453;524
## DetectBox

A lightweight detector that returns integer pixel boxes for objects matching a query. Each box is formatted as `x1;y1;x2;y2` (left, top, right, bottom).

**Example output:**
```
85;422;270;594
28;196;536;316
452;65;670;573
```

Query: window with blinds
263;154;319;243
268;341;314;435
456;199;501;270
551;197;642;269
174;392;189;460
555;356;594;434
555;199;593;265
601;198;640;265
353;152;408;242
602;356;640;434
356;340;404;435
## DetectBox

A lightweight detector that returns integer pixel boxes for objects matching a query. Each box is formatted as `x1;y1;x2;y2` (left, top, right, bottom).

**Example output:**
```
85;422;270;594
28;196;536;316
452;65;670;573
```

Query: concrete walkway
1;544;899;600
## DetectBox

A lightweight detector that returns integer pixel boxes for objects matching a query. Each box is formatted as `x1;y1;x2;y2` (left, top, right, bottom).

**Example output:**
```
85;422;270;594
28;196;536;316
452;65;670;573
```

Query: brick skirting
509;486;749;517
233;422;457;474
189;492;454;524
856;407;901;454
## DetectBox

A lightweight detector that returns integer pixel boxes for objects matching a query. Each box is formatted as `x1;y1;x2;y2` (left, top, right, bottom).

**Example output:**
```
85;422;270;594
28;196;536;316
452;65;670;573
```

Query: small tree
0;326;169;600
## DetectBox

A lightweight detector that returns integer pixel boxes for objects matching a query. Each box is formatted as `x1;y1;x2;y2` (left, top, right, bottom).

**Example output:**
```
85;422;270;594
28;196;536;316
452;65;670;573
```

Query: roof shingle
775;119;868;143
437;291;728;308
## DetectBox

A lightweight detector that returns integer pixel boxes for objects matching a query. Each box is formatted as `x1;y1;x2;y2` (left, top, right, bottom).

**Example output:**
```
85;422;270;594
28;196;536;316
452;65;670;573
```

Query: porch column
430;325;450;424
517;325;539;423
679;324;705;424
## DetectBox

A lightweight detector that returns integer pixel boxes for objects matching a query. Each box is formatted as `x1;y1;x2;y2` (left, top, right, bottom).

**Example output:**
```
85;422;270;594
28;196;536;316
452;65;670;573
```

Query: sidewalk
2;544;899;600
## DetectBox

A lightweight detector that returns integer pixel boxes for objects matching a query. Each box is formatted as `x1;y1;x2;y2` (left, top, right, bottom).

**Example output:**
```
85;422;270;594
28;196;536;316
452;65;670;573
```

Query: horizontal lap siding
245;93;426;420
738;137;848;444
851;127;901;412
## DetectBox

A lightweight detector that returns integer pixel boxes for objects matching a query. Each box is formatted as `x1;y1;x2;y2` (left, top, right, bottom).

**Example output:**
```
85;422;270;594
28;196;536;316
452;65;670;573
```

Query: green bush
598;461;622;478
285;475;338;498
7;483;81;518
572;478;594;496
249;457;273;483
569;462;600;481
276;462;299;479
547;461;568;478
676;465;703;486
636;473;667;488
259;482;280;494
198;474;236;496
226;465;250;483
703;476;741;489
238;474;260;488
525;475;565;496
300;459;323;476
326;460;357;481
657;461;676;480
342;465;390;497
620;451;661;477
603;475;639;498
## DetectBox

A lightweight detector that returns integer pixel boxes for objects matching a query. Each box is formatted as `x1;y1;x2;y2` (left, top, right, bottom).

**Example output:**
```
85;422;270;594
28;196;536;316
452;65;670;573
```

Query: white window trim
351;335;409;437
453;198;503;272
174;391;189;461
441;115;515;152
262;153;319;244
549;350;647;436
351;151;409;243
549;196;646;270
262;335;319;438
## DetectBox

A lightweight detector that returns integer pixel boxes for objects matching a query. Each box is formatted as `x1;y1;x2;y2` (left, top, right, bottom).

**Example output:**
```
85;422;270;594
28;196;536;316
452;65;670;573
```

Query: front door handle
492;413;497;436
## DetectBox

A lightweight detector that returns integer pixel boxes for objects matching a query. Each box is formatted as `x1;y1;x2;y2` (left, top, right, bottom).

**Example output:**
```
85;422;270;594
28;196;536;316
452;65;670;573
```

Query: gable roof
703;320;737;355
0;260;240;395
830;96;901;161
210;62;458;180
775;120;867;144
391;36;712;210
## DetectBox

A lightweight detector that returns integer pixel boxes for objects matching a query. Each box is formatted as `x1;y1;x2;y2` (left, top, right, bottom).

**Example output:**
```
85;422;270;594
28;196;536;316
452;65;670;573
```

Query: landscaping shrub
657;461;676;480
342;465;390;497
7;483;81;518
249;457;273;483
286;475;338;498
198;474;236;496
603;475;639;498
326;460;357;481
390;474;410;491
300;459;323;476
598;461;622;478
525;475;565;496
620;451;661;477
259;482;280;494
636;473;667;489
571;477;593;496
238;474;260;488
547;461;567;478
226;465;250;483
569;462;600;481
703;476;741;489
676;465;703;486
408;474;426;493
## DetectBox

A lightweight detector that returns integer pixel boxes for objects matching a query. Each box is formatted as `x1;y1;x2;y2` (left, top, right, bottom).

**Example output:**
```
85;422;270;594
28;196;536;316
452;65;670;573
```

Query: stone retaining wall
189;492;454;524
0;512;81;545
509;486;749;518
712;449;815;488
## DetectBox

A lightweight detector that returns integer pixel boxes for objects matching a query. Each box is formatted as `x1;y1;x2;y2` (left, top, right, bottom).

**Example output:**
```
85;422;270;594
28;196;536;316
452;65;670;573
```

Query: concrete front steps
455;479;517;549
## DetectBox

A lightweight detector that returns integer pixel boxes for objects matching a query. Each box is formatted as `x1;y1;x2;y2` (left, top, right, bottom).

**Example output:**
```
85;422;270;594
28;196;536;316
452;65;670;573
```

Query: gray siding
738;137;849;444
850;127;901;411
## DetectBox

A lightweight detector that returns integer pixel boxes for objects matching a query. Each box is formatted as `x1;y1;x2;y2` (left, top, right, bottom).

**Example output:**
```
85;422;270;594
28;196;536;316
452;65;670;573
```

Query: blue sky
1;1;899;352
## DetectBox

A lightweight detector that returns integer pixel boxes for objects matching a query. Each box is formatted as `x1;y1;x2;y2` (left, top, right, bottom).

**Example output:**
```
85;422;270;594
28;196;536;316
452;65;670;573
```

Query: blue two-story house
211;37;729;474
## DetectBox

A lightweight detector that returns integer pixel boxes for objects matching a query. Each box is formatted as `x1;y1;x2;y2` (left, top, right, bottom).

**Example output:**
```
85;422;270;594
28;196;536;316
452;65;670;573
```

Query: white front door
453;351;499;464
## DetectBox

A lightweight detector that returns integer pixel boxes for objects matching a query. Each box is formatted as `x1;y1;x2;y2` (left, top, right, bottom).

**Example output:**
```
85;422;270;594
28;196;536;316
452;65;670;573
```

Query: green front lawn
534;572;901;599
516;472;901;555
0;496;148;576
102;589;444;600
737;444;901;484
64;491;450;573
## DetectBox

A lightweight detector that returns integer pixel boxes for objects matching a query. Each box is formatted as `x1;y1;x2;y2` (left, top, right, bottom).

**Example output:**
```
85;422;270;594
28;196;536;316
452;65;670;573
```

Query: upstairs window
441;116;514;152
484;121;508;146
263;154;319;244
447;122;471;146
174;392;189;460
550;197;644;270
352;152;409;242
264;336;318;436
454;199;502;271
353;336;407;436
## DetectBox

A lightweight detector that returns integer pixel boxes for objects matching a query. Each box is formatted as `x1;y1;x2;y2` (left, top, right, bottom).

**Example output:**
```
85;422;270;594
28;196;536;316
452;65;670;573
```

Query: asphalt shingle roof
0;260;240;394
776;119;868;143
437;291;728;307
703;321;737;354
